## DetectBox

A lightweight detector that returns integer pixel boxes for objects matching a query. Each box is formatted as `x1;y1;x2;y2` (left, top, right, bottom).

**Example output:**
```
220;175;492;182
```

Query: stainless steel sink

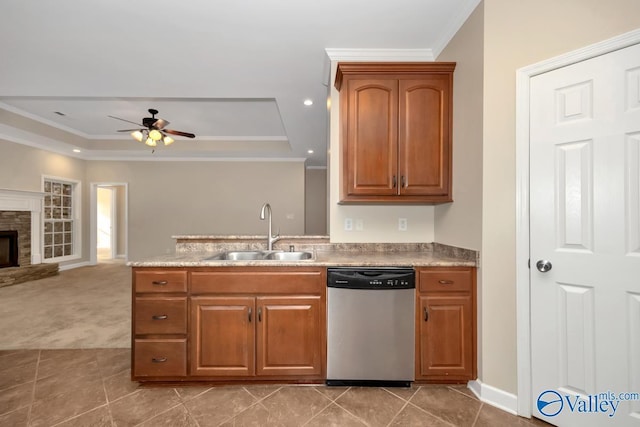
203;250;313;261
204;251;266;261
263;251;313;261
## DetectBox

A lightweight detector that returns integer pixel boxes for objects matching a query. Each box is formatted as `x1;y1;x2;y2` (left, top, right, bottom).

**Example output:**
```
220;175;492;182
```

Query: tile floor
0;349;548;427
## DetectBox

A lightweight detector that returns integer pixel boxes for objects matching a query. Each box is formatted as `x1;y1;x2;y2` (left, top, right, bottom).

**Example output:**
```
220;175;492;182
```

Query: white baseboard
468;380;518;415
59;261;92;271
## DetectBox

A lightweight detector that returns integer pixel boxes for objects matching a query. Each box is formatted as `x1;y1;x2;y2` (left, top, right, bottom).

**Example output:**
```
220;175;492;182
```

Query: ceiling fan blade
152;118;169;129
164;129;196;138
108;115;144;127
117;129;142;132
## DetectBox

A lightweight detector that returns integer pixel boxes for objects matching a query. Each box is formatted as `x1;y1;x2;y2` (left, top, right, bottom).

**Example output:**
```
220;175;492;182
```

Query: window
43;177;80;261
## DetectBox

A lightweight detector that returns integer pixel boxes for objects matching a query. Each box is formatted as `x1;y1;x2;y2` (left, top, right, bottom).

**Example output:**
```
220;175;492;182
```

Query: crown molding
325;48;435;62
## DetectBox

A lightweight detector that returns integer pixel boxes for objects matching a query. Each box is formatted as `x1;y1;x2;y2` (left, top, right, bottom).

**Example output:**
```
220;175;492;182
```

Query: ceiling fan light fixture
112;109;195;150
149;129;163;141
131;130;144;142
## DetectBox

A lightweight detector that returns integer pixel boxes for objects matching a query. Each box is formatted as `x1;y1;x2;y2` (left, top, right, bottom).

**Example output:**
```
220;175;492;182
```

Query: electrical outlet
344;218;353;231
398;218;408;231
355;219;364;231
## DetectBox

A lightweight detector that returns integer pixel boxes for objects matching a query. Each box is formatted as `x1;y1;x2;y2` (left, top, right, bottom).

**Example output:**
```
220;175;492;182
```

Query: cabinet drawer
134;339;187;377
135;270;187;293
134;297;187;335
419;269;472;293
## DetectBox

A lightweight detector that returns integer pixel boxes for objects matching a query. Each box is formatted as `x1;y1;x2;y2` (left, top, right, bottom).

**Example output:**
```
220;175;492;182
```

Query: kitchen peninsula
129;236;478;384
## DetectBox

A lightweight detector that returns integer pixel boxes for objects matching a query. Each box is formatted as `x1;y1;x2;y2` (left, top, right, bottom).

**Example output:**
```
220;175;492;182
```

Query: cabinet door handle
424;307;429;322
152;314;168;320
152;280;168;286
152;357;167;363
248;307;252;322
438;280;454;285
258;307;262;322
392;175;397;188
401;175;406;188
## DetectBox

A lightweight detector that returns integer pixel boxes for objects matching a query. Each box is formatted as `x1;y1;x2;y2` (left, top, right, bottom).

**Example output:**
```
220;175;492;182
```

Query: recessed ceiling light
307;149;314;154
72;149;81;153
303;99;313;106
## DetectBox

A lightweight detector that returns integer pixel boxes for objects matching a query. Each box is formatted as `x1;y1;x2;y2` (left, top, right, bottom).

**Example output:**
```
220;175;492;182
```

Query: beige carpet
0;260;131;349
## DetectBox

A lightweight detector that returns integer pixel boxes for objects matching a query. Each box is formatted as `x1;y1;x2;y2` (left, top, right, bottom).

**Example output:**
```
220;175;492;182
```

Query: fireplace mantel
0;189;45;264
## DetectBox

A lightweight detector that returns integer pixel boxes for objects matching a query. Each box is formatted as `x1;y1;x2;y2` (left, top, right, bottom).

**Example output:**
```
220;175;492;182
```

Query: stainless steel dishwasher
326;267;415;387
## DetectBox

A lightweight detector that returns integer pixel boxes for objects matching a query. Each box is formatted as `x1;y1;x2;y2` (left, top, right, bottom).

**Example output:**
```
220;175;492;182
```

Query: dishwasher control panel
327;267;415;290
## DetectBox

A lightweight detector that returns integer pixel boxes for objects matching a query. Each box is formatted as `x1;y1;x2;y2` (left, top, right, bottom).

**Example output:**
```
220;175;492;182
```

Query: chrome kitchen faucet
259;203;280;251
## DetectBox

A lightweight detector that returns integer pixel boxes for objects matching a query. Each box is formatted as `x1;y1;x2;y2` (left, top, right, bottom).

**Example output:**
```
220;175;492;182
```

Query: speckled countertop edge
128;237;478;268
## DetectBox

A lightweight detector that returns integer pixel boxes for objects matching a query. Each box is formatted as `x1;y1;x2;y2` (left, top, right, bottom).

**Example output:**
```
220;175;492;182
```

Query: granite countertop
128;238;478;268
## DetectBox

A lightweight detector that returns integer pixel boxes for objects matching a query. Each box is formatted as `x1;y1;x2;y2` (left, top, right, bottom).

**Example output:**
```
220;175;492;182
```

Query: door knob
536;260;552;272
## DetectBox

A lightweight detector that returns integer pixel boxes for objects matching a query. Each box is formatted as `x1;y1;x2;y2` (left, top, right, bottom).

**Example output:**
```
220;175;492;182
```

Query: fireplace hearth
0;230;19;268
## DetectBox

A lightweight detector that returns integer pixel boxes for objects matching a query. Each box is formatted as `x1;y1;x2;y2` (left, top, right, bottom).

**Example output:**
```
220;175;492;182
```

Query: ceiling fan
108;108;195;148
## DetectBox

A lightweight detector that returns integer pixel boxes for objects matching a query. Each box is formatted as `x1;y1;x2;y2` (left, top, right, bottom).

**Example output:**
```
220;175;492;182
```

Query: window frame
42;175;82;263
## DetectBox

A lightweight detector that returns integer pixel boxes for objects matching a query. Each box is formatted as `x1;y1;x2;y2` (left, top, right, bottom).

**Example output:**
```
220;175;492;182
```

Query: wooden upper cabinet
336;62;455;204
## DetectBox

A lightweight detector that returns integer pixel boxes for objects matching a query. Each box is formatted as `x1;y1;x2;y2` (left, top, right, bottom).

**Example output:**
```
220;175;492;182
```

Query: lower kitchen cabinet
190;295;323;378
415;267;477;382
191;296;255;376
132;266;326;382
256;296;323;376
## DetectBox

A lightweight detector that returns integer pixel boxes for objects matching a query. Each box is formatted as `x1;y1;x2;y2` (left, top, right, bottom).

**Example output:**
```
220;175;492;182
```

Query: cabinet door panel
399;77;451;196
190;297;255;377
256;296;323;376
417;295;472;380
345;79;398;196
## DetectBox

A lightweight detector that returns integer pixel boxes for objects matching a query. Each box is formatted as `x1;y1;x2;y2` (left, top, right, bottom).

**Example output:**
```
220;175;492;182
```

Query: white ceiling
0;0;480;166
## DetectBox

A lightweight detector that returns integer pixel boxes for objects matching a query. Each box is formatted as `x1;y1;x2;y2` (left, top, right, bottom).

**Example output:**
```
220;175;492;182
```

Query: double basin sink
204;250;314;262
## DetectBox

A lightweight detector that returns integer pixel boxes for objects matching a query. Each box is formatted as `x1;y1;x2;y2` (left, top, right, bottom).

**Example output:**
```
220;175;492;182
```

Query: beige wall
0;139;90;267
86;160;306;260
482;0;640;394
0;139;308;262
305;168;328;235
435;3;483;251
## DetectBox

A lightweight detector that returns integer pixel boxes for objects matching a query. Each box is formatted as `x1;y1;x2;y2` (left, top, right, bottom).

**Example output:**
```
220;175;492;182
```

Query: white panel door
530;43;640;426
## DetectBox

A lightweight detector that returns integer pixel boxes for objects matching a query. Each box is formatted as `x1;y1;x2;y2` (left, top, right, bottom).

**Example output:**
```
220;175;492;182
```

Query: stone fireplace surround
0;188;58;287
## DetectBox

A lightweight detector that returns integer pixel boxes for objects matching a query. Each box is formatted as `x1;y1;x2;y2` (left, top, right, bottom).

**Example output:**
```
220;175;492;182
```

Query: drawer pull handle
248;307;252;322
152;280;168;286
438;280;454;285
152;315;168;320
152;357;167;363
424;307;429;322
